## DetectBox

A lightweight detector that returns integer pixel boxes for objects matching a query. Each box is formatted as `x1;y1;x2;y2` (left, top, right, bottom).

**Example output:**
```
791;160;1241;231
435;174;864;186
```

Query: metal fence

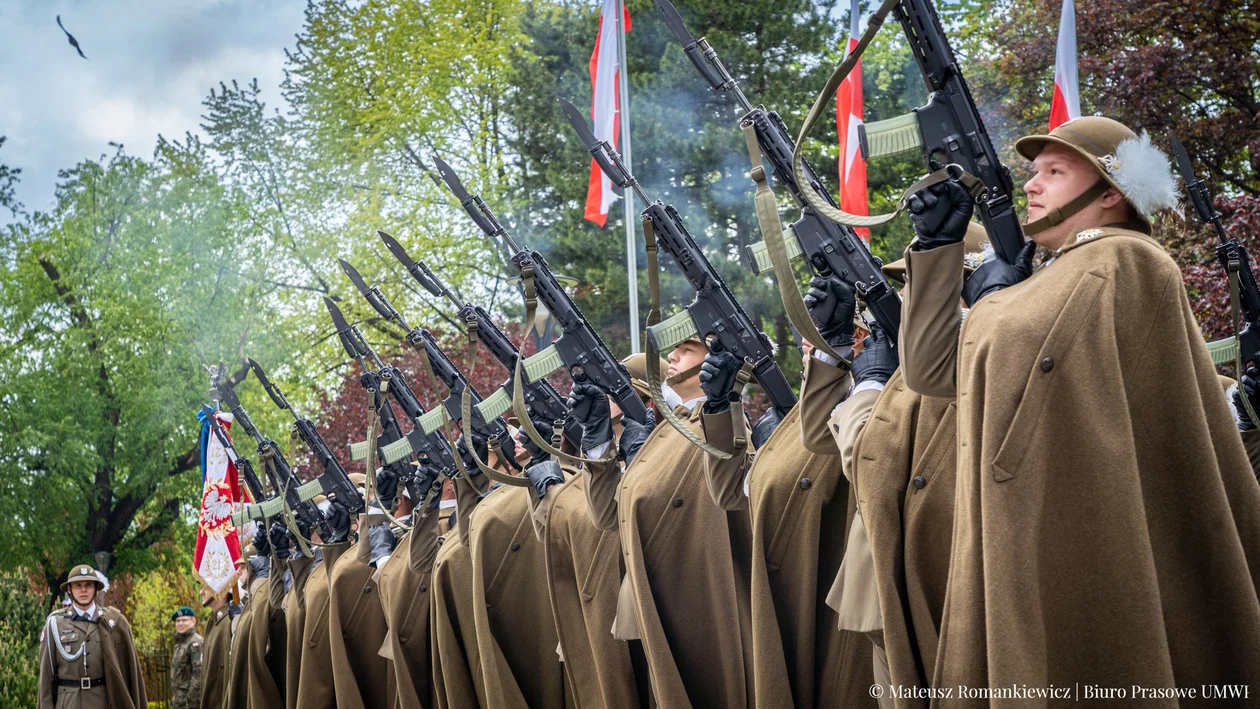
140;638;173;708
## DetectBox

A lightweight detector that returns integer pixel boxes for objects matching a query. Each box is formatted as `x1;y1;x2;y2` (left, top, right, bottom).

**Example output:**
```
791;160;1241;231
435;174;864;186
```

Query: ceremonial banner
1049;0;1081;130
584;0;631;226
836;0;869;240
195;408;244;597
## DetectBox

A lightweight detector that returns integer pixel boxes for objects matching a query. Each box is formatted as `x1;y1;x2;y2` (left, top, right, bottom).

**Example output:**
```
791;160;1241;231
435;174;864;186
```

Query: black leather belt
57;677;104;689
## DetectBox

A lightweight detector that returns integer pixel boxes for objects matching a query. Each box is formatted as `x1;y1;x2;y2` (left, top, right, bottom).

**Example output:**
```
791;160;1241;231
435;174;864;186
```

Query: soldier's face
174;616;196;633
1023;144;1125;250
667;341;706;379
69;581;96;607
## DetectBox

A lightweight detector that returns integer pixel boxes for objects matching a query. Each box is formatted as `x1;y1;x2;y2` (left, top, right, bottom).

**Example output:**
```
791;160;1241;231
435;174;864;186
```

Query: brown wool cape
543;473;645;709
201;605;232;709
295;542;351;709
246;568;286;709
281;553;315;709
327;516;395;709
602;404;753;709
431;473;491;709
701;399;877;709
226;582;258;709
378;508;442;709
900;228;1260;703
468;482;569;709
38;605;147;709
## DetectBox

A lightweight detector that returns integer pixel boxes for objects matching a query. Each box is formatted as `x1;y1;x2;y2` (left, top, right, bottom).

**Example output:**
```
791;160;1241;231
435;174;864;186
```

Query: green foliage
0;571;45;707
126;566;199;658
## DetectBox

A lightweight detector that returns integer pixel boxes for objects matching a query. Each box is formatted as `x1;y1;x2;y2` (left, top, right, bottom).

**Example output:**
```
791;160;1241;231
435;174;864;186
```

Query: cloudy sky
0;0;306;216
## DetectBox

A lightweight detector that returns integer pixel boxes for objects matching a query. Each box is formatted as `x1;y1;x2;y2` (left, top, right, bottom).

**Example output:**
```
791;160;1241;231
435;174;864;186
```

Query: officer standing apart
171;606;204;709
38;565;147;709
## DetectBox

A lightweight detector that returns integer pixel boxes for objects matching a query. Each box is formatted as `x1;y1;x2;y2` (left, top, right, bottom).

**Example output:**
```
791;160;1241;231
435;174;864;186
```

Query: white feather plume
1107;131;1179;217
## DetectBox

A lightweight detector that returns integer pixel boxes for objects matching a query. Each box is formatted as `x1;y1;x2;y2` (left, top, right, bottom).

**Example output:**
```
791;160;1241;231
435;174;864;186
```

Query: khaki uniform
468;483;568;709
378;510;442;709
590;404;752;709
283;554;316;709
226;575;264;709
701;398;877;709
430;474;488;709
295;542;351;709
246;570;285;709
327;518;394;709
200;606;231;709
38;603;147;709
543;473;644;709
900;228;1260;700
171;627;204;709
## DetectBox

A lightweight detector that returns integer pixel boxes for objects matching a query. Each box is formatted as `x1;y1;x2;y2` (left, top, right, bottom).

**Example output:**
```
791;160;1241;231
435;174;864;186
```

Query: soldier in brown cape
38;565;147;709
200;587;233;709
899;115;1260;702
281;524;318;709
295;497;355;709
226;539;268;709
570;339;752;708
246;522;294;709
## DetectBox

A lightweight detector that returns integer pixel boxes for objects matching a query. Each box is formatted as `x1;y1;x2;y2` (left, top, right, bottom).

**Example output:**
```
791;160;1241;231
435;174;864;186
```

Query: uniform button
912;476;926;489
364;585;372;593
672;498;683;508
799;478;812;490
419;584;427;592
511;543;521;551
1040;357;1054;372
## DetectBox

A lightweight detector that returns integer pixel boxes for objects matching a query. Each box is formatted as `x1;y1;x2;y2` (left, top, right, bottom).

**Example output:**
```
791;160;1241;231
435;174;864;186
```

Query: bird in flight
56;15;87;59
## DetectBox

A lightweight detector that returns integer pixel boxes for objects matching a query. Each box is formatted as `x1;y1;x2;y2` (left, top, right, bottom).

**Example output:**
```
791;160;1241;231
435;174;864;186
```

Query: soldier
170;606;204;709
227;533;270;709
200;587;232;709
282;521;319;709
247;522;292;709
295;497;354;709
899;116;1260;697
38;564;147;709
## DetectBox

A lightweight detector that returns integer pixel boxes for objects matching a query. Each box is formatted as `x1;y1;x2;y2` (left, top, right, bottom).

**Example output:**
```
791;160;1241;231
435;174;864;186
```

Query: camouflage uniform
171;626;204;709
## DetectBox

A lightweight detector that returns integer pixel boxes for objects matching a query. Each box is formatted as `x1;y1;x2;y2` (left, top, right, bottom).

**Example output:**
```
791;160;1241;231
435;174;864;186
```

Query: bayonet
653;0;750;107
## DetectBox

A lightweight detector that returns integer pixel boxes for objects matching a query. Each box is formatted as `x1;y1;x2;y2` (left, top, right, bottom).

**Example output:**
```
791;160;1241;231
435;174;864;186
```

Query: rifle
560;98;796;416
374;237;581;449
214;384;334;540
323;296;438;503
426;159;652;426
653;0;901;342
1172;135;1260;373
248;359;366;515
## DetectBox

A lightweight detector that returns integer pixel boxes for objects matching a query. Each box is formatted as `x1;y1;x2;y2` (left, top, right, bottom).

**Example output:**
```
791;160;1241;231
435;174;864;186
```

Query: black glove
1233;367;1260;432
228;602;243;619
518;410;553;465
851;322;899;386
407;460;440;502
456;433;489;476
750;407;782;450
525;460;565;500
961;240;1037;307
803;275;856;349
323;498;352;544
567;381;613;451
374;465;400;512
268;521;292;561
700;347;743;414
252;524;271;557
367;523;397;567
618;410;656;466
908;177;975;250
248;553;271;579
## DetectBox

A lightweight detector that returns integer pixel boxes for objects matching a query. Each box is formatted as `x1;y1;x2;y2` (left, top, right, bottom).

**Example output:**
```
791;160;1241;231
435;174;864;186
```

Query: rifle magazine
381;436;415;465
418;406;451;435
296;479;323;503
476;387;514;423
348;440;371;461
523;344;564;382
646;309;699;353
860;112;922;160
746;233;804;275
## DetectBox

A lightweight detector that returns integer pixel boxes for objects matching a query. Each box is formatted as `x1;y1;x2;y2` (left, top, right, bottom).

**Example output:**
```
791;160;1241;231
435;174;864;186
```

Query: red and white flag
585;0;630;227
835;0;869;241
1049;0;1080;131
196;408;244;597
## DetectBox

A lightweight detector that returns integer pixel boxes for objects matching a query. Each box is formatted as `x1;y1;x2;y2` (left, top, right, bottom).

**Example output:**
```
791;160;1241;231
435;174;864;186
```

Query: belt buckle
80;677;91;690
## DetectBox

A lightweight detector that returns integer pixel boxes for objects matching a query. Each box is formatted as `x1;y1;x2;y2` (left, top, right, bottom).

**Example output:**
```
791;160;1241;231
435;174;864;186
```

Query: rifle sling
1229;259;1260;429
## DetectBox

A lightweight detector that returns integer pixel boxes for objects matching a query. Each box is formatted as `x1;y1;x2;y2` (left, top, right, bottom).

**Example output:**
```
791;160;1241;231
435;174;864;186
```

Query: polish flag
195;408;244;597
835;0;869;241
585;0;630;227
1049;0;1081;130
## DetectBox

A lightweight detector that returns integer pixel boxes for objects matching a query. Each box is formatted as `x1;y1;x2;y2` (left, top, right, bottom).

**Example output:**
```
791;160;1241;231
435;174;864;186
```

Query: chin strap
1022;181;1110;236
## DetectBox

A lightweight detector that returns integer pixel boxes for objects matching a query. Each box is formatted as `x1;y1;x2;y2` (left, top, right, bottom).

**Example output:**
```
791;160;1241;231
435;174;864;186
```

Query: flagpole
616;0;640;353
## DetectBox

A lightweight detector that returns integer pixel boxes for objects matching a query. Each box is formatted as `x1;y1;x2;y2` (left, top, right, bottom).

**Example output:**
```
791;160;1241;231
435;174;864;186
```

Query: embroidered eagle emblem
1076;228;1103;242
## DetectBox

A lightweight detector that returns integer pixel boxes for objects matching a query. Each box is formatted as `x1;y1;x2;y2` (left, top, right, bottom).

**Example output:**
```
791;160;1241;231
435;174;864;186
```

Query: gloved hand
456;433;489;476
228;602;243;620
851;322;899;386
374;465;400;512
1232;367;1260;432
253;524;271;557
248;553;271;579
961;241;1037;307
518;410;553;465
700;346;743;414
525;460;565;500
750;407;782;450
567;381;613;451
323;498;352;544
803;275;856;349
496;431;522;471
908;176;975;250
268;521;292;560
408;460;440;503
618;410;656;466
367;523;397;567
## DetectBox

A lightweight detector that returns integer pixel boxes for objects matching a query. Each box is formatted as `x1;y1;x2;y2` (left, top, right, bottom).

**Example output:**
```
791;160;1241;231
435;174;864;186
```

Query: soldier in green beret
170;605;203;709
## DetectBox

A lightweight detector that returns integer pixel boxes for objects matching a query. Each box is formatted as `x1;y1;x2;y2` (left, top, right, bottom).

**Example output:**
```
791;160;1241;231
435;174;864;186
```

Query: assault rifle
1172;135;1260;369
249;359;365;515
214;383;335;540
560;98;797;415
338;249;520;471
324;296;438;503
427;158;652;426
376;233;580;449
654;0;901;341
